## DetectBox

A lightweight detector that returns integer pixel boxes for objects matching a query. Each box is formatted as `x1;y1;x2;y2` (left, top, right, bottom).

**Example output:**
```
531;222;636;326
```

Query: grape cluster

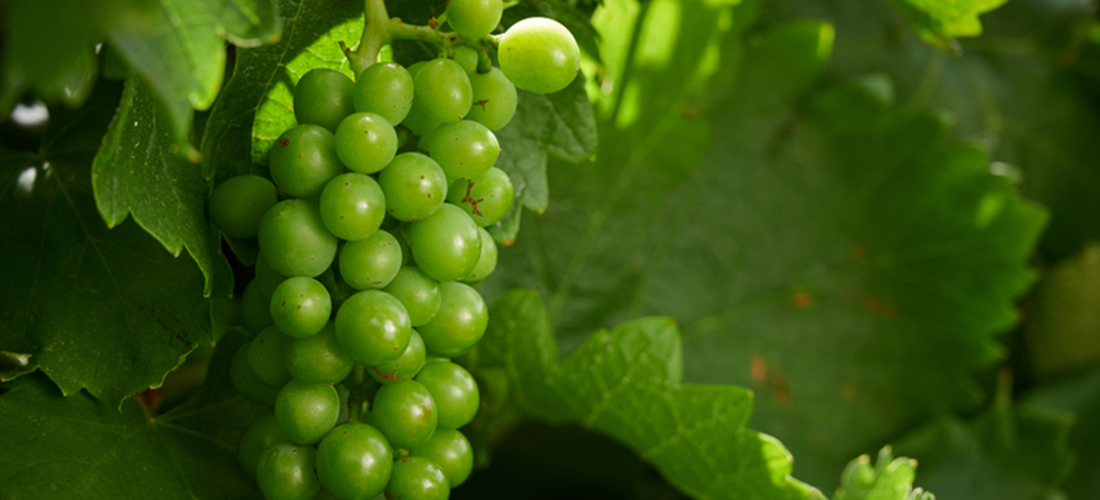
208;9;580;500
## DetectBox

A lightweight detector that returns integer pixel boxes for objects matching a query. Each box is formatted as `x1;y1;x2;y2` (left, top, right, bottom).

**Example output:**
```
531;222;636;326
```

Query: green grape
451;45;479;73
242;280;274;333
258;199;339;277
418;282;487;357
425;120;499;181
255;252;287;297
231;341;282;405
334;112;397;174
294;68;356;133
409;429;474;488
408;204;481;282
401;62;442;136
414;59;472;124
275;379;341;444
257;442;321;500
384;267;442;326
415;361;479;429
316;423;393;500
285;322;355;384
447;0;502;40
498;17;580;94
462;228;497;283
353;62;415;125
386;456;450;500
238;413;287;479
377;153;448;222
334;290;412;365
369;380;438;448
319;172;386;241
339;230;403;290
209;175;278;238
250;326;294;387
446;167;513;227
270;277;332;338
466;67;517;131
269;124;346;199
370;329;426;384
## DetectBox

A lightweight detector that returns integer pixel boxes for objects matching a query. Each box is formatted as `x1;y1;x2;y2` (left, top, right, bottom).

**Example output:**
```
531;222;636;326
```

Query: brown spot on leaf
750;356;767;384
863;296;897;318
793;291;813;308
852;245;867;261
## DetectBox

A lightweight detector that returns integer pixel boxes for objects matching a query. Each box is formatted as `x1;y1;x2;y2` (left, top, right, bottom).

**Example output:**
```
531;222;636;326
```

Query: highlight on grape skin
498;17;582;94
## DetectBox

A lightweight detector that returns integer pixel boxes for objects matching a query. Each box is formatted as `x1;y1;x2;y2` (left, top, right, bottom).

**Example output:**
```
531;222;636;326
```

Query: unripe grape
447;0;503;40
294;68;355;133
353;62;415;125
209;175;278;238
499;17;580;94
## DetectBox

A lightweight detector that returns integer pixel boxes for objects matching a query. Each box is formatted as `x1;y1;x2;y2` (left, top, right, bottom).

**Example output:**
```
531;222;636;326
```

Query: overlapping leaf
886;0;1008;45
484;1;1045;492
0;83;219;406
832;447;933;500
471;289;821;500
0;334;266;500
1024;363;1100;499
1021;244;1100;380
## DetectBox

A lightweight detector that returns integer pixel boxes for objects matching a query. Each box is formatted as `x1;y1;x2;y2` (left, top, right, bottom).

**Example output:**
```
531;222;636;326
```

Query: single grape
353;62;415;125
231;341;282;405
466;67;517;131
209;175;278;238
414;59;472;124
416;361;479;429
284;322;355;384
377;152;448;222
250;326;294;387
498;17;580;94
334;112;397;174
451;45;479;73
447;167;513;227
258;199;339;277
339;230;402;290
425;120;499;181
408;204;481;282
369;380;438;448
370;329;426;384
319;172;386;241
254;252;287;297
275;379;341;444
294;68;356;133
269;124;346;199
447;0;502;40
386;456;450;500
409;429;474;488
242;280;274;333
402;62;443;136
418;282;487;357
316;423;393;500
334;290;412;365
462;228;497;283
257;442;321;500
238;413;287;480
384;266;442;326
270;277;332;338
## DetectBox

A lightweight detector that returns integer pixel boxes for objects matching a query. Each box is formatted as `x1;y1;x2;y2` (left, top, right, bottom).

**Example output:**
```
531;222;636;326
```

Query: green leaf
893;395;1074;499
1020;244;1100;380
1;0;281;149
0;334;266;500
1024;362;1100;500
92;77;233;299
471;289;822;500
833;447;933;500
0;82;220;406
485;5;1045;492
886;0;1008;45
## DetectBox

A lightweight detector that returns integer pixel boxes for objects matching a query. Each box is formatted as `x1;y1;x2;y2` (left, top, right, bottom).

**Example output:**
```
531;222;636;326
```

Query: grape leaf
0;334;266;500
470;289;822;500
832;447;933;500
1020;244;1100;380
1023;363;1100;500
485;4;1045;492
0;82;221;407
886;0;1008;45
1;0;281;149
92;77;233;298
893;393;1074;499
765;0;1100;260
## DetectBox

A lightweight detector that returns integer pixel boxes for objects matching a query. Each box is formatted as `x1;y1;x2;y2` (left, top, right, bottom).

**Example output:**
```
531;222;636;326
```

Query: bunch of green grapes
206;6;580;500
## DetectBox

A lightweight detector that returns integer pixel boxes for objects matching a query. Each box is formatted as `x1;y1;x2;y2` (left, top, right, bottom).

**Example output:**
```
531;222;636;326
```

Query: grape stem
344;0;502;75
